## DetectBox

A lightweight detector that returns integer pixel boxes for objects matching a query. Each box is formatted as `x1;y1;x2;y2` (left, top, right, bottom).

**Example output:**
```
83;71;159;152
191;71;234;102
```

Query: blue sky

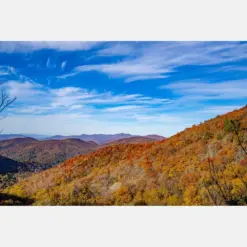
0;41;246;137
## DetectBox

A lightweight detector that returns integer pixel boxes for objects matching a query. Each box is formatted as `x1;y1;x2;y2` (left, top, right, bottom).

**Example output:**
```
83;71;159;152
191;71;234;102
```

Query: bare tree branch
0;81;16;116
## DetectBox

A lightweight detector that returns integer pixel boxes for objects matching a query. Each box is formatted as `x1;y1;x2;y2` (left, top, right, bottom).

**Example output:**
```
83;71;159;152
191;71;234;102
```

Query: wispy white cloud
50;87;96;107
0;41;101;53
74;61;172;79
160;79;247;100
97;43;134;56
57;72;78;79
2;81;46;103
2;42;247;136
81;93;171;105
134;113;186;123
17;105;54;114
211;65;247;73
46;57;56;69
0;71;9;76
63;42;247;82
61;61;67;70
69;104;84;110
125;75;167;83
198;105;244;115
2;80;171;114
103;105;145;113
2;79;244;136
0;66;17;77
1;79;182;136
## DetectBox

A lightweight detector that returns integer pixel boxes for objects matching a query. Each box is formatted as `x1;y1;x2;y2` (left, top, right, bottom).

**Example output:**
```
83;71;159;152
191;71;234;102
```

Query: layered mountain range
0;135;164;167
0;133;165;144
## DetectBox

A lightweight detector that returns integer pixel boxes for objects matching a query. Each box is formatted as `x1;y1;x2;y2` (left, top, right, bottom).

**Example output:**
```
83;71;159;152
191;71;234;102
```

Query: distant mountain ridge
144;135;164;141
0;134;26;141
0;133;165;144
47;133;135;144
46;133;165;144
0;134;49;141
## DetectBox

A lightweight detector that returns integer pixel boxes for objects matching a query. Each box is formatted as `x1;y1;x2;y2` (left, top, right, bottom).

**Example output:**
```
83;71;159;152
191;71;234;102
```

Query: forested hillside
99;136;158;147
0;138;98;167
3;105;247;205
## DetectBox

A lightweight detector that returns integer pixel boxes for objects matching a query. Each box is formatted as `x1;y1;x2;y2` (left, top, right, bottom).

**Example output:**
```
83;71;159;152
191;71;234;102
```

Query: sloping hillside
102;136;158;146
0;155;36;174
4;105;247;206
0;138;98;167
0;155;41;190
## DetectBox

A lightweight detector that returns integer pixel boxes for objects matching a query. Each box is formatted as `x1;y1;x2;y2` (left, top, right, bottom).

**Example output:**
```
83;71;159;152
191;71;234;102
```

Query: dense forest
1;105;247;205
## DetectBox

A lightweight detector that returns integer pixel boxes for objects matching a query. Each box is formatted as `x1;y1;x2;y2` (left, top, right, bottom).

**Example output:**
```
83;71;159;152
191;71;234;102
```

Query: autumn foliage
3;105;247;205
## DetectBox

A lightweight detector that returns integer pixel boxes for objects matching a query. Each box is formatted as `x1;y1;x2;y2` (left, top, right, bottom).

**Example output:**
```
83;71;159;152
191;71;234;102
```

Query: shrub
224;119;234;133
202;131;213;141
216;132;223;140
166;195;181;205
114;186;132;205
